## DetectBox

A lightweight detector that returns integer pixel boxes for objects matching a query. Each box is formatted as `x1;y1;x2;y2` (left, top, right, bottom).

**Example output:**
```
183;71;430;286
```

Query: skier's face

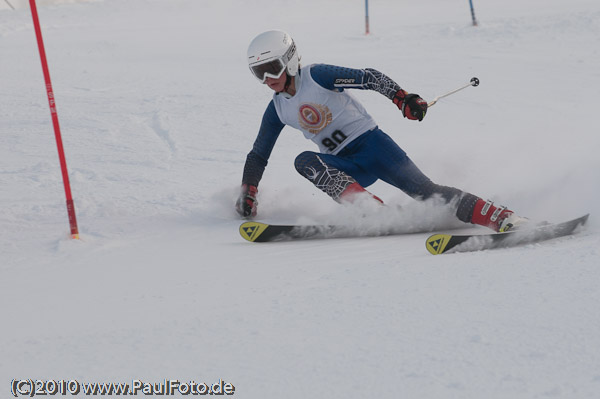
265;73;287;93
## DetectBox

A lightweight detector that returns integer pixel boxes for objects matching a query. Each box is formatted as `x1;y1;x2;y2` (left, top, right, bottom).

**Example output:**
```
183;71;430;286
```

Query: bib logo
298;103;332;134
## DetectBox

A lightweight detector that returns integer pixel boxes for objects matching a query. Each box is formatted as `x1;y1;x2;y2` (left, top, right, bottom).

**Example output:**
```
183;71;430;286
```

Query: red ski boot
339;182;384;205
470;199;528;232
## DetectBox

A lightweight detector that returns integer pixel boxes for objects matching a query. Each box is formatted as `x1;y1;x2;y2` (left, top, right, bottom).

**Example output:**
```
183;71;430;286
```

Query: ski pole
428;77;479;107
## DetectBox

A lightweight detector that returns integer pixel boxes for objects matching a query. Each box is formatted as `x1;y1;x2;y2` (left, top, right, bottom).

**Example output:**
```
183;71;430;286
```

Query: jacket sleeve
241;100;285;187
309;63;402;100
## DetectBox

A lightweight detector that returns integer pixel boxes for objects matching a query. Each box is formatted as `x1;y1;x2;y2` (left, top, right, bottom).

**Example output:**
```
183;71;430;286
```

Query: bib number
322;130;348;152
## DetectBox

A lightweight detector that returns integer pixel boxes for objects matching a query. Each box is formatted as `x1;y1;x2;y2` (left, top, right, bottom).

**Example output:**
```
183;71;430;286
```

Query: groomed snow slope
1;0;599;397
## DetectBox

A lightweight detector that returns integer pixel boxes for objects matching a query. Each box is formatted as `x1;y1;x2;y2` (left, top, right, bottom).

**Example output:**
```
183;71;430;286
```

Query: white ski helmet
247;30;299;83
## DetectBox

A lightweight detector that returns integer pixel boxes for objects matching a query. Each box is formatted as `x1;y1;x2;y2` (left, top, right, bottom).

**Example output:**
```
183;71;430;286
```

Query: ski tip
574;213;590;231
426;234;453;255
239;221;269;242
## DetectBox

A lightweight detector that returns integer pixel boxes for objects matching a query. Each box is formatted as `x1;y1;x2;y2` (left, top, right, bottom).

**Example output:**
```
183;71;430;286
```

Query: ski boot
339;182;384;205
470;199;528;232
498;213;530;232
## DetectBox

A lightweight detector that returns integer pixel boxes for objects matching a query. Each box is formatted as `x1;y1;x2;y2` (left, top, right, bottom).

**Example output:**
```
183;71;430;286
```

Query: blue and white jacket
242;64;403;186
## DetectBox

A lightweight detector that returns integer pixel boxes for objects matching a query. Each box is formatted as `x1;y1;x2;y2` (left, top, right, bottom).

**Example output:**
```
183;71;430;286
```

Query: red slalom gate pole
29;0;80;239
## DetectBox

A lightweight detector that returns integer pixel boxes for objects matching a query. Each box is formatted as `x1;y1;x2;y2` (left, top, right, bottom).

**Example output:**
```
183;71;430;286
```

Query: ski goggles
249;57;286;83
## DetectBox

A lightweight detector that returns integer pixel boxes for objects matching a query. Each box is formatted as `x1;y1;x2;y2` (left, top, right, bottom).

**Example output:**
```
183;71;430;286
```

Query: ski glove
393;90;428;121
235;184;258;218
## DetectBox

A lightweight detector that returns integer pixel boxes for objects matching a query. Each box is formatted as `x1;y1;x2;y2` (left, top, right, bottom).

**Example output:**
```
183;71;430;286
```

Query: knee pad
293;152;357;201
294;151;320;177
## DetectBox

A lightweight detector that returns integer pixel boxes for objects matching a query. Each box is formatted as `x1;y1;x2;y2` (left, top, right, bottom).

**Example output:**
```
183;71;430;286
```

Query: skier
235;30;527;232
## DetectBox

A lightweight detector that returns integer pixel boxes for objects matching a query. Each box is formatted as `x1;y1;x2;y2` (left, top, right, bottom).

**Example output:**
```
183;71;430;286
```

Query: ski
425;214;590;255
239;221;436;242
240;222;339;242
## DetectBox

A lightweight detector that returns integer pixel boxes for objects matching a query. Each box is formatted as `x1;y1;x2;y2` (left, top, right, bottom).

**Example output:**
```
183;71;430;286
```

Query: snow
1;0;599;397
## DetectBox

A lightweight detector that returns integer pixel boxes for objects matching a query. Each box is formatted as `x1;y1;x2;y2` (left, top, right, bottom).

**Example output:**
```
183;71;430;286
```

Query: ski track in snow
1;0;600;398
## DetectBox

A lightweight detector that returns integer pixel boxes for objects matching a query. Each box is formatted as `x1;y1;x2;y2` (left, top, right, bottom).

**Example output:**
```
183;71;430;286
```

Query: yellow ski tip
426;234;452;255
239;222;269;242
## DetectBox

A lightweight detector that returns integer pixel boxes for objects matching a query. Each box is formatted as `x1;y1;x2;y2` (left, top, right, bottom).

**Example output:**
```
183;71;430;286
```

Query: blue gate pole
365;0;370;34
469;0;478;26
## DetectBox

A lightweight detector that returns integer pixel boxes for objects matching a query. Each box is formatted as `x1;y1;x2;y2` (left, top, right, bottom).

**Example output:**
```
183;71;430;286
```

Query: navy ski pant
294;128;478;222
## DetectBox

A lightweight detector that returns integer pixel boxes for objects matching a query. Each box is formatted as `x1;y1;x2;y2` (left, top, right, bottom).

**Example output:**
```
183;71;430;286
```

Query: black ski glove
393;90;428;121
235;184;258;218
